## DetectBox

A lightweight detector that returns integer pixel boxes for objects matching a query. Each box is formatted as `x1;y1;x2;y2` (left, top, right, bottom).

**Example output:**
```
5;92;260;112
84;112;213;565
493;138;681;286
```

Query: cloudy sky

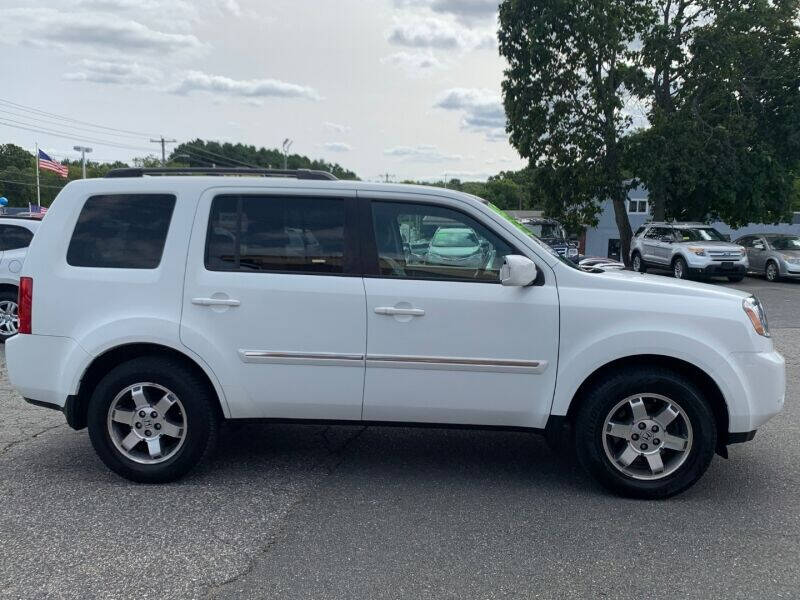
0;0;526;181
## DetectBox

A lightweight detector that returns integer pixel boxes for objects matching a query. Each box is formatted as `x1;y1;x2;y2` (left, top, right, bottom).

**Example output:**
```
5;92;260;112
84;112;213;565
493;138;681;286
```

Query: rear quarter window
67;194;176;268
0;224;34;250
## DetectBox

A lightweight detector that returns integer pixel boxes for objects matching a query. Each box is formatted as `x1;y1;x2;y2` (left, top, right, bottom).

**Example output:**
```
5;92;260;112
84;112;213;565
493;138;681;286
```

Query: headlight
783;255;800;265
743;296;770;337
687;246;706;256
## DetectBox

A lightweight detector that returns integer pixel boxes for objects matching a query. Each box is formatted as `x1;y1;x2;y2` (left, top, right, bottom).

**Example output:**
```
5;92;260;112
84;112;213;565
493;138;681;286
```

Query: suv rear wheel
87;356;219;483
574;367;716;499
0;290;19;342
632;252;646;273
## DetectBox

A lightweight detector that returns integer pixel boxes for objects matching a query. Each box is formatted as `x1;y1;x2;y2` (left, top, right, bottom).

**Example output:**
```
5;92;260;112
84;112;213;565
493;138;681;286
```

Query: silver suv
631;222;748;282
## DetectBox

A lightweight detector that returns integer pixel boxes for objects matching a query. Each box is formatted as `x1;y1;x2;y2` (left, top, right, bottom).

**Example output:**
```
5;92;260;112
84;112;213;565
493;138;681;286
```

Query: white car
0;216;40;341
6;168;785;499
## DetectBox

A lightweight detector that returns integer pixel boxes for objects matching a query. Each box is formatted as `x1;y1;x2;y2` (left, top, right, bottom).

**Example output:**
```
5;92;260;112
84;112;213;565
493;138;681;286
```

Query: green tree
499;0;652;265
633;0;800;226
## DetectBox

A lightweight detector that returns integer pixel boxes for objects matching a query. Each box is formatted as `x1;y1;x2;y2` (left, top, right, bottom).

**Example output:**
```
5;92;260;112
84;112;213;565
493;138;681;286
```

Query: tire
87;356;219;483
0;289;20;343
632;252;646;273
765;261;780;282
673;256;689;280
574;367;716;499
727;275;745;283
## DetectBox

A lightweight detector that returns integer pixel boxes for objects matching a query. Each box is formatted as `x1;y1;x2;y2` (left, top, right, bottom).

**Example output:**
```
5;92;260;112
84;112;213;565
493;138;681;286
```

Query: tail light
18;277;32;334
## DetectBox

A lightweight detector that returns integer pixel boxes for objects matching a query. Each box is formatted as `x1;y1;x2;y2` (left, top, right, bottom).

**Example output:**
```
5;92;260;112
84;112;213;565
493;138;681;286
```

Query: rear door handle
374;307;425;316
192;297;241;307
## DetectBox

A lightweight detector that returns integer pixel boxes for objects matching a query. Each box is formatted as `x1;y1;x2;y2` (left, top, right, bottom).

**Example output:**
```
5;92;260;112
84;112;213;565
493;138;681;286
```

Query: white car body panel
5;177;785;441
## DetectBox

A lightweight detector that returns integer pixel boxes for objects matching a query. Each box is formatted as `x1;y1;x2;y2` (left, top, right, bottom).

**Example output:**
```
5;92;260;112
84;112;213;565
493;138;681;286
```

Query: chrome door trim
239;350;365;367
366;354;548;374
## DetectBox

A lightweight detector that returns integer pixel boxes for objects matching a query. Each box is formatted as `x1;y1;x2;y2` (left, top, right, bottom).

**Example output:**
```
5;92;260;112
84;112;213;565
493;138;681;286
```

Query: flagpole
35;142;41;208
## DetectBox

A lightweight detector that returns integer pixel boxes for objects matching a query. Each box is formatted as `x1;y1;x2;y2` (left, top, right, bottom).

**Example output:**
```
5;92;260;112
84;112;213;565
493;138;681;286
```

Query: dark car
518;217;580;262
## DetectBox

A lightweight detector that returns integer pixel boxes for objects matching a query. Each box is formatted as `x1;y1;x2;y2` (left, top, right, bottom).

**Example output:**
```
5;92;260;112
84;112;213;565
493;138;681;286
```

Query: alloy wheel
633;255;641;272
106;382;187;464
0;300;19;336
674;260;684;279
602;393;693;481
766;263;778;282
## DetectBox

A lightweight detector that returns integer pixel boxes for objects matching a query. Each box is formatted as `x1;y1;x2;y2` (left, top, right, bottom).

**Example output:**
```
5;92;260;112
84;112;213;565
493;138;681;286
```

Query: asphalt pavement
0;274;798;599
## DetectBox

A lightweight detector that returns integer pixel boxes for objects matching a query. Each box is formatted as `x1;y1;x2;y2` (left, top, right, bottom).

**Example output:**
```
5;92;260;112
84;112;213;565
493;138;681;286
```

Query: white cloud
172;71;321;100
63;59;161;86
323;142;352;152
434;88;507;141
394;0;499;25
384;144;462;162
0;8;203;53
386;17;494;51
381;50;446;76
323;121;350;133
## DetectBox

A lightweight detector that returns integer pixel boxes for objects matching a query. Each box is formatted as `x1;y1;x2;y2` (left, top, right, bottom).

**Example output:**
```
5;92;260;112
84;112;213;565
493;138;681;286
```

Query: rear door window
0;225;34;251
205;195;348;274
67;194;176;268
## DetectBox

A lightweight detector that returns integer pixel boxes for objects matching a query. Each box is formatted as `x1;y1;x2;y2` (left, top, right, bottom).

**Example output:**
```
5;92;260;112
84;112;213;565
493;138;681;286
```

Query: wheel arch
563;354;730;450
69;342;228;430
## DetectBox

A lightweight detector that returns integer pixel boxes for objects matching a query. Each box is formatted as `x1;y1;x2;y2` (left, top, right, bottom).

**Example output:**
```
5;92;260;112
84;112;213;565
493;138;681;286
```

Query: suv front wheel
673;256;689;280
87;356;219;483
574;367;716;499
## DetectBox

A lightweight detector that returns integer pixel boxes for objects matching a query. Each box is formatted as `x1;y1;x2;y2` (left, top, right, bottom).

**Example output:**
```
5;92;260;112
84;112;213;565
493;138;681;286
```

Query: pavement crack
202;425;369;599
0;422;66;456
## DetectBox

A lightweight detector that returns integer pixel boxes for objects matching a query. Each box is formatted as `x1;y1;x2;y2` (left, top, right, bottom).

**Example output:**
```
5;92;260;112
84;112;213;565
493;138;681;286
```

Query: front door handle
192;297;241;307
374;307;425;317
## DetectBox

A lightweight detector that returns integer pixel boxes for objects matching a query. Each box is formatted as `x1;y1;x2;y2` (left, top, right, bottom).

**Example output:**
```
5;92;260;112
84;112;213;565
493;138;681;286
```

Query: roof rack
105;167;338;181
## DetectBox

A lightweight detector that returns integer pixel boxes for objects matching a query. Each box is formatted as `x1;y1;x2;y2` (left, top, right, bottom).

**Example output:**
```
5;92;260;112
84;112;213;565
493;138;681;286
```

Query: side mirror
500;255;538;287
722;234;731;241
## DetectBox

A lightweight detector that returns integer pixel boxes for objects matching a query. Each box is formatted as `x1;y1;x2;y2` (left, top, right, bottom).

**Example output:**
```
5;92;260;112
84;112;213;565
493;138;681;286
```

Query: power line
180;143;261;169
0;107;151;141
0;118;156;153
0;97;163;138
0;177;66;190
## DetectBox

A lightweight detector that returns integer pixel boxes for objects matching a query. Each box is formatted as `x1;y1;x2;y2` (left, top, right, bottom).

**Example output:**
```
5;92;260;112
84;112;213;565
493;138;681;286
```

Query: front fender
551;329;747;430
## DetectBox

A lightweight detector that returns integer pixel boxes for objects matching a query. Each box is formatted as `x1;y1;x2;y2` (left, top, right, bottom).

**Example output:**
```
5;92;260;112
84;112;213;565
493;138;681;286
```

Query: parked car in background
736;234;800;282
631;222;748;282
518;217;580;262
0;216;40;341
578;256;625;271
8;168;784;499
426;226;490;270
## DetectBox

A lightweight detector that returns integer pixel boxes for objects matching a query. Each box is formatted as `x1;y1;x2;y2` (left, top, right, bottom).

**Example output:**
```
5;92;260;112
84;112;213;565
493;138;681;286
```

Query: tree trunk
650;183;666;221
612;188;634;267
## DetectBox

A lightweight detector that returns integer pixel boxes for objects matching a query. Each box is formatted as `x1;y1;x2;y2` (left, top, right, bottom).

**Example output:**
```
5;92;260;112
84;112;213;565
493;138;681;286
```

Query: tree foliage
498;0;652;264
632;0;800;227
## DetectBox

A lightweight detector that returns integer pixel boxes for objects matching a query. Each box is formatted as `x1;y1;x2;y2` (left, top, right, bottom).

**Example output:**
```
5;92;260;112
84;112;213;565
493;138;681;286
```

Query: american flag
27;204;48;215
38;149;68;178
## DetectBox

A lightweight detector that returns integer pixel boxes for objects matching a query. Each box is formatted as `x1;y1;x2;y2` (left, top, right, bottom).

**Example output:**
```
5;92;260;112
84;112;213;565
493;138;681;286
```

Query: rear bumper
7;334;89;408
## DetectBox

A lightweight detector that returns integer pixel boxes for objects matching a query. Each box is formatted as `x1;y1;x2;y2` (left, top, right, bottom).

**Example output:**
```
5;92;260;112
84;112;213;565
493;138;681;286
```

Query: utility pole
282;138;293;170
380;173;395;183
150;136;177;166
73;146;92;178
34;142;40;207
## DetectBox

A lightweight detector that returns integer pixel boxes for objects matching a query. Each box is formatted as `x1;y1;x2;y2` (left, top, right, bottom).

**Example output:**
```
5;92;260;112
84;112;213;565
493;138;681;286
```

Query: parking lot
0;275;797;600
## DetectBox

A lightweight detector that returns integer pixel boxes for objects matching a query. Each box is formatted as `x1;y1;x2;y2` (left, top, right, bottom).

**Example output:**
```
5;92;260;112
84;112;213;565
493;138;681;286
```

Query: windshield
771;236;800;250
432;228;479;248
676;227;727;242
486;202;582;270
523;223;565;240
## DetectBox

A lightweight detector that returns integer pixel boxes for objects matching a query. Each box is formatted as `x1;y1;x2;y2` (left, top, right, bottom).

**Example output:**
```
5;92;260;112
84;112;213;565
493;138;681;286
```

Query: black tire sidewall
575;368;717;499
673;257;687;279
87;357;217;483
632;253;645;272
766;262;778;281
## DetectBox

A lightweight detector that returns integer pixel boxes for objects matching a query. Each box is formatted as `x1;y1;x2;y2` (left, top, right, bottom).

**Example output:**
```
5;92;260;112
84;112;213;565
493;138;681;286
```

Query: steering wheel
382;255;406;277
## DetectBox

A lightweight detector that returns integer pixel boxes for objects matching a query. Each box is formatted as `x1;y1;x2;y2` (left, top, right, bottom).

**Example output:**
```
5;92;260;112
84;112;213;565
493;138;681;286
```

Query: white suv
7;168;785;499
0;216;40;341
